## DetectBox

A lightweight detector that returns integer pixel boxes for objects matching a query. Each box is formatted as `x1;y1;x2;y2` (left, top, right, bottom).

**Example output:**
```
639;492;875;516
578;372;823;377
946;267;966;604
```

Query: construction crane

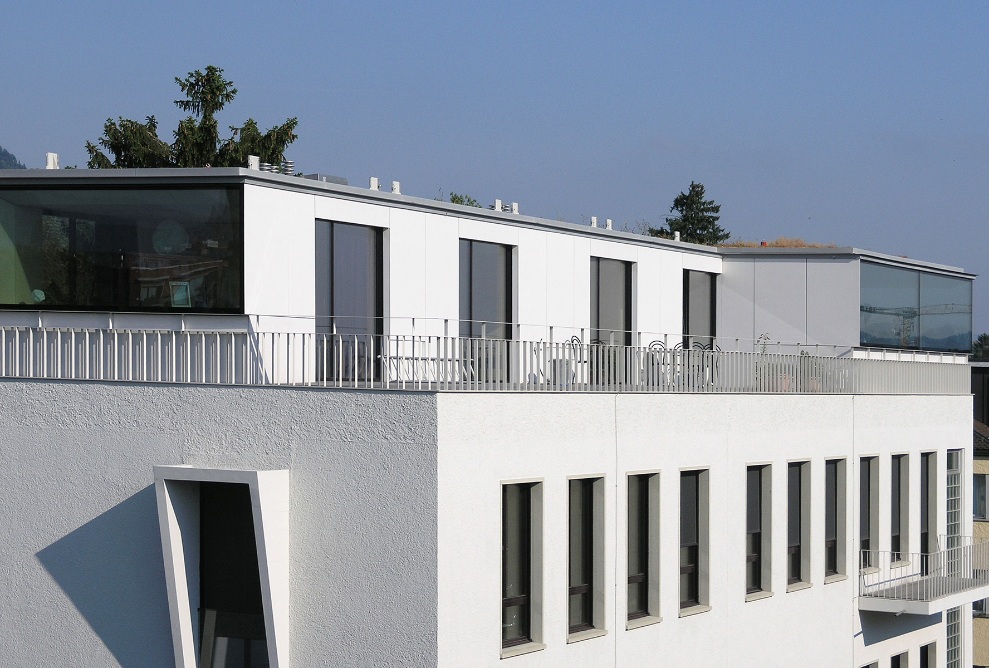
860;303;970;347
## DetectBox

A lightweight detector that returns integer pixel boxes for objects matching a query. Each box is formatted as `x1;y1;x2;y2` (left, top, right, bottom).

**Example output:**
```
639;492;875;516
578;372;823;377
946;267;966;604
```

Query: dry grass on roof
720;236;838;248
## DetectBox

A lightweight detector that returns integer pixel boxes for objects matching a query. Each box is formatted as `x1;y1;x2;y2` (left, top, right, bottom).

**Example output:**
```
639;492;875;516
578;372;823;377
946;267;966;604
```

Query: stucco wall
0;379;438;668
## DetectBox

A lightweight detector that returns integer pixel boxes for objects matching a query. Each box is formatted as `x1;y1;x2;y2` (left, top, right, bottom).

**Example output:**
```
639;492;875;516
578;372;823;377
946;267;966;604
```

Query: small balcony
858;539;989;615
0;320;970;395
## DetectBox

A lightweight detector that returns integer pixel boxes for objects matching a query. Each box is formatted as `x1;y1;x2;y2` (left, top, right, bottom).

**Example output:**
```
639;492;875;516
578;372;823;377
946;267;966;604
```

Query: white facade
0;168;980;667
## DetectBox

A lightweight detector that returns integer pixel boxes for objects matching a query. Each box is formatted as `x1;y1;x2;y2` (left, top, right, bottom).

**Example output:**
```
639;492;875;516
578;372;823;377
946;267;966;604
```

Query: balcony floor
859;575;989;615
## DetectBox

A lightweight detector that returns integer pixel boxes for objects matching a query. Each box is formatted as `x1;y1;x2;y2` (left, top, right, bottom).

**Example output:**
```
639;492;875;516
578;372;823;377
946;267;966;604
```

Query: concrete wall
435;392;970;667
0;379;438;668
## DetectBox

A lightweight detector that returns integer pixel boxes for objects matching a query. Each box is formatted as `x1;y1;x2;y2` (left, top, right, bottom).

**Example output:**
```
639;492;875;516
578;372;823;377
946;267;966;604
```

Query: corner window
746;465;771;594
680;469;708;610
503;482;541;649
0;186;244;313
627;473;660;623
569;477;603;636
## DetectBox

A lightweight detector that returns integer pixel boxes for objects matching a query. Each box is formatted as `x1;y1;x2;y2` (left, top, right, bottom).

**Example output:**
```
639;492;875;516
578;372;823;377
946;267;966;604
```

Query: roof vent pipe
491;199;502;211
369;177;380;191
674;231;681;242
511;202;519;214
391;181;401;194
606;218;613;230
247;155;260;170
591;216;598;228
45;153;59;169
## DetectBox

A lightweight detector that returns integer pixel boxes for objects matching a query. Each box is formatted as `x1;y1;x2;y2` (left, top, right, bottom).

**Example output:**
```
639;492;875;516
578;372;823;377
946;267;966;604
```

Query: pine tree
86;66;298;169
648;182;730;246
0;145;26;169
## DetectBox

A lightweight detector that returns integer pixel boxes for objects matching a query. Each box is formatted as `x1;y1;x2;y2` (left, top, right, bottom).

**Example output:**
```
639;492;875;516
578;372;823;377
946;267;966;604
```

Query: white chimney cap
369;177;380;191
590;216;598;228
391;180;401;194
45;153;59;170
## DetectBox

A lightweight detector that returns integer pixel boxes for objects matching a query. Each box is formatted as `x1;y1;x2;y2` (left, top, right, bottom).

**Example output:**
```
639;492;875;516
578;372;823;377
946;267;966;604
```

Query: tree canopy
648;181;729;245
86;65;298;169
449;192;481;207
0;145;26;169
972;333;989;361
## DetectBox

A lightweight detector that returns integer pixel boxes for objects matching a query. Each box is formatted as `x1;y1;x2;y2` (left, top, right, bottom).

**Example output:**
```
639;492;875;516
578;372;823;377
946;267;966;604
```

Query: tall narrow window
199;482;267;667
569;478;598;633
680;470;704;608
975;473;988;521
683;270;716;349
627;474;650;620
921;453;935;575
746;466;766;593
920;642;935;668
590;257;632;345
825;460;839;576
787;462;807;585
860;457;877;568
315;221;383;381
891;653;906;668
459;239;513;340
891;455;908;561
503;483;537;649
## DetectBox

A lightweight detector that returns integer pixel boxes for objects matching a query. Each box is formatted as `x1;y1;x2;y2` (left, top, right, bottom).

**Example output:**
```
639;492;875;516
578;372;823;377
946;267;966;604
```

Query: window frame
975;473;989;521
745;465;772;595
567;476;605;639
787;461;810;587
500;479;544;656
860;457;879;569
891;454;909;562
679;469;709;612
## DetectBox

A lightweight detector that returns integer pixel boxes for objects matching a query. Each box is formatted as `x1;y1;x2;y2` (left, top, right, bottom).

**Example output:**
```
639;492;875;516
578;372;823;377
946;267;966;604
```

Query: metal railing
0;325;971;394
859;538;989;603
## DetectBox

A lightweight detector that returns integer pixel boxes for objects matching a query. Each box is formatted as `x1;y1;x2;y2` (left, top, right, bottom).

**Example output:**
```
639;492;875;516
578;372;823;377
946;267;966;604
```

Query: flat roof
0;168;973;276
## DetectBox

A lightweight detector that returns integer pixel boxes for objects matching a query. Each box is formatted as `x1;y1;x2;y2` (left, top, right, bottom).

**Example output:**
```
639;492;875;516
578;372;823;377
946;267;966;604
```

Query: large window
503;482;537;649
680;470;707;609
590;257;632;345
0;186;243;312
976;474;989;521
315;221;383;381
460;239;512;340
746;465;770;594
860;261;972;352
683;270;716;348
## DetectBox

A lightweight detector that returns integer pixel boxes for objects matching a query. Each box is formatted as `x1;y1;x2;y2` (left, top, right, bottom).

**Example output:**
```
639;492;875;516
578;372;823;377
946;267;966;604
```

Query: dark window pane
684;270;716;347
329;222;381;336
590;257;631;345
860;458;872;542
920;272;972;352
627;474;650;619
0;187;243;312
502;483;532;647
680;471;699;546
460;240;512;339
746;467;761;534
569;478;595;632
680;471;701;607
788;463;802;582
825;460;837;542
891;455;902;537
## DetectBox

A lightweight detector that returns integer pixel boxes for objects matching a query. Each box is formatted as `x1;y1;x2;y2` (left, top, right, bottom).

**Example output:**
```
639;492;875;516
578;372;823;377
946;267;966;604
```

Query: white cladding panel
807;257;860;347
752;258;808;347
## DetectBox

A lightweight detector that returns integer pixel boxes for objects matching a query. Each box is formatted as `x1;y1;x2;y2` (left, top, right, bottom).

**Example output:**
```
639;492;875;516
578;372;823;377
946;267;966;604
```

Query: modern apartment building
0;166;983;667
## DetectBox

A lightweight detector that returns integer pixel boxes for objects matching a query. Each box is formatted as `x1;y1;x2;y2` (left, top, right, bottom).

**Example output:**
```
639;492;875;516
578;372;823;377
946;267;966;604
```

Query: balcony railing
0;325;970;394
859;539;989;615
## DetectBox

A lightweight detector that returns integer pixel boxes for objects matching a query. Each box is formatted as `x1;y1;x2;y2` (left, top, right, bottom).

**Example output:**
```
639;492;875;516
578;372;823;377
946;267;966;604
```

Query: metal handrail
859;539;989;602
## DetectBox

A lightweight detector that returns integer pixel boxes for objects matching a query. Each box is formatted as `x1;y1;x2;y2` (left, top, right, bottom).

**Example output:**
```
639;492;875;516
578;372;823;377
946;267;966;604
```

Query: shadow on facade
858;610;941;645
36;485;173;667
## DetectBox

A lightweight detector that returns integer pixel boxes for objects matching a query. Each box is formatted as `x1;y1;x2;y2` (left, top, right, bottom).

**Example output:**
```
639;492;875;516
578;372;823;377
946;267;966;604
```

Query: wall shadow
858;610;942;645
36;484;173;667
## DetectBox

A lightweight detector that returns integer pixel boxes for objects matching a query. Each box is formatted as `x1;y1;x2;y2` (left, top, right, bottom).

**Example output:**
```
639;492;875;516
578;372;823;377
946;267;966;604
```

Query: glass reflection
0;187;242;312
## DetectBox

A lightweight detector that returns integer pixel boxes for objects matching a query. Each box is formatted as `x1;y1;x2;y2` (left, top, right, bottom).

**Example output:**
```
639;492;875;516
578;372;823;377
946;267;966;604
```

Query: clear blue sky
3;1;988;333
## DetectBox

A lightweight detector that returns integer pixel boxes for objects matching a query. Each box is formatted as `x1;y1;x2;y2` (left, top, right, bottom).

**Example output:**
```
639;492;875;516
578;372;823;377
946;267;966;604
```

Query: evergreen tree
648;181;729;245
0;145;26;169
972;333;989;361
86;66;298;169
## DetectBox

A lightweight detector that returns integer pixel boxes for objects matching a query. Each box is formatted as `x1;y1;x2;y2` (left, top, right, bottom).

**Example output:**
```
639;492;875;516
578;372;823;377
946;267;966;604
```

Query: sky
2;1;988;332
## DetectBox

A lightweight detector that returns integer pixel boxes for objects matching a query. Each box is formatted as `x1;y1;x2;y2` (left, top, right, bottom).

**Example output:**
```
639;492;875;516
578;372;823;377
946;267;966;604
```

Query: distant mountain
0;145;26;169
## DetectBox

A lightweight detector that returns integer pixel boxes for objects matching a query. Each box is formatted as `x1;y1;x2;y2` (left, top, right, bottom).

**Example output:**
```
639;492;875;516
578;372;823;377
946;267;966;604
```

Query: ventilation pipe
45;153;59;169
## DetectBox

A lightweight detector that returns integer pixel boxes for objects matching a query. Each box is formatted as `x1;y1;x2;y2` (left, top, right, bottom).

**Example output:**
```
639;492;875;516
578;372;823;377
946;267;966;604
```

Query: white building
0;167;982;667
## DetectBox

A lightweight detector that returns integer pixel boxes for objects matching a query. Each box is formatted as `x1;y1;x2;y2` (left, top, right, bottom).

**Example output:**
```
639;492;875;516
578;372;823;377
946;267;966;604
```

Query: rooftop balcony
0;317;969;395
859;539;989;615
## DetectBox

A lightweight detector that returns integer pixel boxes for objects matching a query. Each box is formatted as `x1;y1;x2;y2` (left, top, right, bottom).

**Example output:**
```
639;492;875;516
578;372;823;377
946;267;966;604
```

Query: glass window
891;455;908;561
976;474;988;521
860;457;876;567
680;470;701;608
860;260;972;352
627;473;652;620
746;466;766;593
787;462;805;584
590;257;632;345
825;460;838;576
460;239;512;340
569;478;597;633
503;483;534;648
683;270;716;348
0;187;243;312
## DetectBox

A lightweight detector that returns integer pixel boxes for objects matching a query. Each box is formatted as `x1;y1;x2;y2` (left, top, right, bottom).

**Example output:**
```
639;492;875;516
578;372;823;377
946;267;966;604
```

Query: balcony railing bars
859;538;989;603
0;326;970;394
